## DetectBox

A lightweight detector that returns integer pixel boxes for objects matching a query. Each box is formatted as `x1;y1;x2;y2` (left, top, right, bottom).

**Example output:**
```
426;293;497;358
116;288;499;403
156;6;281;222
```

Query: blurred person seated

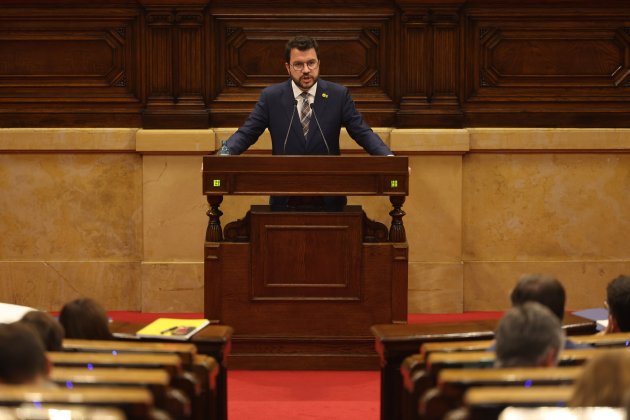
19;310;65;351
0;322;52;386
604;274;630;334
495;301;565;368
59;298;113;340
510;274;565;320
510;274;590;349
569;349;630;407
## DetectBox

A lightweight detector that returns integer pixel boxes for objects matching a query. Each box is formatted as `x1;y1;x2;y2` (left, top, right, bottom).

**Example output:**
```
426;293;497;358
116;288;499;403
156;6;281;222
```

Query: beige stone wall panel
0;154;142;260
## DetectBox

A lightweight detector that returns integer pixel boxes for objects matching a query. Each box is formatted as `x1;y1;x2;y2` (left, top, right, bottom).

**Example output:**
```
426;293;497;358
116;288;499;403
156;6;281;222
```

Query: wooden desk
109;321;231;420
203;155;409;369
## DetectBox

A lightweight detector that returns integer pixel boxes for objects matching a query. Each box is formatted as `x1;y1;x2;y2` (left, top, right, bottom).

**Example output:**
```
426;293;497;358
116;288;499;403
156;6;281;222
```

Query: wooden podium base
228;336;380;370
204;205;408;370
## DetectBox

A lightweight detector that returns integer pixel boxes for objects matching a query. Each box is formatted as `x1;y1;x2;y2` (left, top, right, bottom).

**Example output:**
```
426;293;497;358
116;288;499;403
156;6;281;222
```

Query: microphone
310;107;331;155
283;100;298;154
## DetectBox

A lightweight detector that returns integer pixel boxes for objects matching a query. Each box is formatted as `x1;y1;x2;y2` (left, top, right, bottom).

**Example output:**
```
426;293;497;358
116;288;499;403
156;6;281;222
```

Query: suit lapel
306;80;327;145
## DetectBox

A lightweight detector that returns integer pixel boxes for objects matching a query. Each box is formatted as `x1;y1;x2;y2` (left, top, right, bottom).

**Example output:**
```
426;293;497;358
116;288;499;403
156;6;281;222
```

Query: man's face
285;48;320;91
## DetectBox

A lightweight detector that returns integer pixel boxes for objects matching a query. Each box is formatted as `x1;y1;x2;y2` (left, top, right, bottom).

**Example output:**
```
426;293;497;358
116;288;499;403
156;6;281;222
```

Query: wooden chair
0;386;155;419
421;340;493;357
63;339;198;368
401;348;604;420
373;315;595;420
421;366;583;420
0;405;125;419
50;367;189;419
62;341;220;420
570;331;630;347
497;406;625;420
191;354;219;420
461;385;574;420
48;352;184;377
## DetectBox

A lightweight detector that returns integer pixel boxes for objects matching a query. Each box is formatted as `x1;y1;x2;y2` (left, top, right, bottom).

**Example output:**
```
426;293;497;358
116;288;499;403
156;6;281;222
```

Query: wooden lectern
202;155;409;369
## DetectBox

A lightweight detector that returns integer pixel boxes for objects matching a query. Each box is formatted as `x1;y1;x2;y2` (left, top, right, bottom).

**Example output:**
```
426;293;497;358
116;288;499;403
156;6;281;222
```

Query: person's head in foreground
495;301;565;368
605;274;630;333
59;297;112;340
510;273;566;320
569;349;630;407
0;322;50;385
19;310;65;351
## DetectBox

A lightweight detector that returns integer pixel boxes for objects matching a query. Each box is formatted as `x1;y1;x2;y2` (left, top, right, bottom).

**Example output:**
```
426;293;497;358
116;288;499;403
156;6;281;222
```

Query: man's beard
293;74;317;90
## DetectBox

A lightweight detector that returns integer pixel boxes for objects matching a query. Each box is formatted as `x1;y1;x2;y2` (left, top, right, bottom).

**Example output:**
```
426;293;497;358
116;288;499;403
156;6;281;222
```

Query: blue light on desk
524;379;532;388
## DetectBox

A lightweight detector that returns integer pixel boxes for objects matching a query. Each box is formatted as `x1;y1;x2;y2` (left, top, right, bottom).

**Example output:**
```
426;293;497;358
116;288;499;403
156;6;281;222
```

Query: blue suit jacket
225;79;392;156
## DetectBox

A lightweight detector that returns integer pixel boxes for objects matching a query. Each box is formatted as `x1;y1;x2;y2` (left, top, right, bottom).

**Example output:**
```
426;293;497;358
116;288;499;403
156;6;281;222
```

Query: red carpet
105;311;504;324
100;311;502;419
229;370;379;420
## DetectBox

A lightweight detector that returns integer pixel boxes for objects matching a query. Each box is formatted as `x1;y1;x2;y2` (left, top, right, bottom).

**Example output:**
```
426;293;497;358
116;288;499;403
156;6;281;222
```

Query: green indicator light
390;179;398;188
213;179;221;187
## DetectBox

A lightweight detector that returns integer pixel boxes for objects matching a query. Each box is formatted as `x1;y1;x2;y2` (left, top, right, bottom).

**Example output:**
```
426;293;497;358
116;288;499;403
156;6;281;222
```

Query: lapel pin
322;93;328;98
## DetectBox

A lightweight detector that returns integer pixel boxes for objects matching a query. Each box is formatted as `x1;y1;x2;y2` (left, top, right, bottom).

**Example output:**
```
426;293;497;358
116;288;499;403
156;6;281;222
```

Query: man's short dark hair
607;275;630;332
0;322;48;384
284;35;319;64
510;274;566;320
495;302;564;368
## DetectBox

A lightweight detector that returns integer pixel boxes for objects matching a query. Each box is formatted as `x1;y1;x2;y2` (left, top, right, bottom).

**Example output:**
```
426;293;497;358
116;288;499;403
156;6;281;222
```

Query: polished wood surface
58;341;220;420
49;352;183;376
49;367;189;419
2;0;629;128
109;321;231;420
0;386;154;419
203;156;409;196
63;338;198;366
0;406;125;420
464;385;574;420
371;314;596;420
203;155;409;242
420;367;583;420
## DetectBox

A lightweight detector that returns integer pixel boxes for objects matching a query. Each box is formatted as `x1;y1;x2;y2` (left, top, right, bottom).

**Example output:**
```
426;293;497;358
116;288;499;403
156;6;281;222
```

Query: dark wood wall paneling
0;0;629;128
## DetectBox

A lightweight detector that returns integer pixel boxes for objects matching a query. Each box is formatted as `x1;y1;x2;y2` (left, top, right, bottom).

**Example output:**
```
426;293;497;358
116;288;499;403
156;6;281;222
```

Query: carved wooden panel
142;7;208;128
397;3;463;128
0;6;142;127
250;209;362;300
463;6;630;126
208;3;397;126
1;0;630;128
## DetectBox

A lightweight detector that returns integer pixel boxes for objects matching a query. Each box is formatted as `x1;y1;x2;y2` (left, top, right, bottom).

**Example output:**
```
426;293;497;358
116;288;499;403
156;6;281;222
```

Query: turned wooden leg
389;195;406;242
206;195;224;242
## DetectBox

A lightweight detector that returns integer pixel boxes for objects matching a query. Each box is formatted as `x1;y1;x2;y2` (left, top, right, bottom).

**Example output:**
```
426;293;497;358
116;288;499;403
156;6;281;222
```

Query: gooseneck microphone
282;100;298;155
310;107;331;155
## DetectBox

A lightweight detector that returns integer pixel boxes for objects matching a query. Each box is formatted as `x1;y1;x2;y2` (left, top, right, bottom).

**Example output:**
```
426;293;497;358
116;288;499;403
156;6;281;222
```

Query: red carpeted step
101;311;504;324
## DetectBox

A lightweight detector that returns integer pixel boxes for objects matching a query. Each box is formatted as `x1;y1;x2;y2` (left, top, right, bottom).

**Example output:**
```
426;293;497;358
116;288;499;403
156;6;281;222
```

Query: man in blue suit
224;35;392;156
224;35;392;209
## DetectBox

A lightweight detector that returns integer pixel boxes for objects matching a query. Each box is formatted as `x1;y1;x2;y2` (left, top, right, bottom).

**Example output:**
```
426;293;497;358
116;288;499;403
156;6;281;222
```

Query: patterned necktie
299;91;311;139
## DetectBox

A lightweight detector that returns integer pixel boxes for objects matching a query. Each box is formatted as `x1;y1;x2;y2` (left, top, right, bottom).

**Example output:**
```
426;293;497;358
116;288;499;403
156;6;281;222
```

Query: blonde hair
569;349;630;407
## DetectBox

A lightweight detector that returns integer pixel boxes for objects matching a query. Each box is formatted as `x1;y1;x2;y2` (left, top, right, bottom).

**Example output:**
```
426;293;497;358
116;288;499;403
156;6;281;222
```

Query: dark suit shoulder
317;79;347;95
262;80;292;97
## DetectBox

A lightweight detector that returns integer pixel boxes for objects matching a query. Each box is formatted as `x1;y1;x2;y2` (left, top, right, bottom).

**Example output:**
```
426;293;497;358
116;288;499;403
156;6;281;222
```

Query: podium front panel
250;206;362;300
